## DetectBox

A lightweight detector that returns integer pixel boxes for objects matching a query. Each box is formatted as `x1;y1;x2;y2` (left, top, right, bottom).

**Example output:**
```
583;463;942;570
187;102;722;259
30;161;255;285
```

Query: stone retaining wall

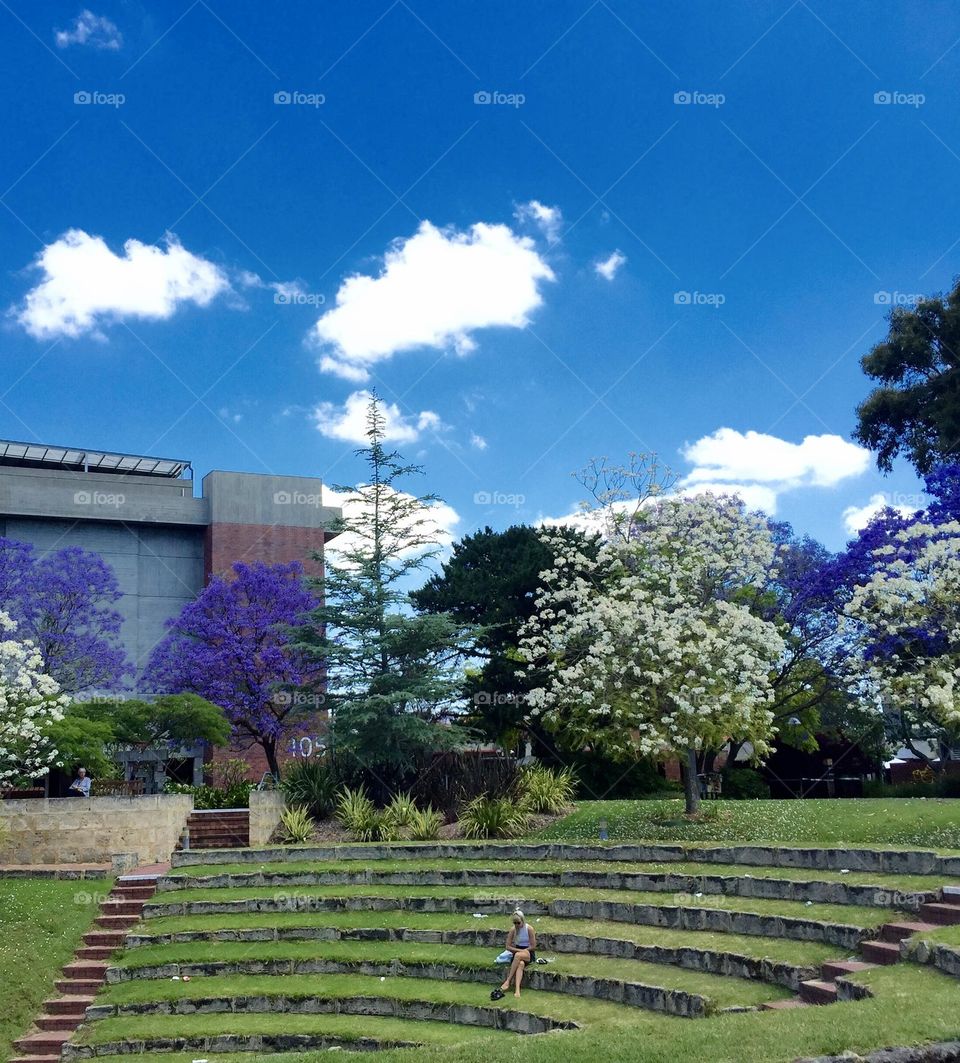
168;841;960;877
248;791;285;848
124;925;814;990
902;936;960;978
0;795;193;865
159;866;933;911
104;958;711;1016
799;1043;960;1062
84;995;578;1035
63;1033;419;1059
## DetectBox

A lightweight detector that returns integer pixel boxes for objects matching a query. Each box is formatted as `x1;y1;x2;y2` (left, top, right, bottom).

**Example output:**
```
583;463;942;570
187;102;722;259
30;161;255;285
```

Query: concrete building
0;439;341;673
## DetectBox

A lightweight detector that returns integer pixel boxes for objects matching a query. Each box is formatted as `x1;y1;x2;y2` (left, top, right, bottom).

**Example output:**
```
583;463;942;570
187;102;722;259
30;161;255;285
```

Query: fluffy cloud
842;493;918;535
595;249;626;281
15;230;229;339
54;9;122;50
313;389;441;445
677;481;779;515
514;200;563;244
313;220;555;381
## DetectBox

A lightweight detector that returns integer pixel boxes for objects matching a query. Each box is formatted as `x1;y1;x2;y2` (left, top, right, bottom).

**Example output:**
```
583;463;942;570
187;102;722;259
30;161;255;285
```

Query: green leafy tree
854;281;960;474
298;393;477;792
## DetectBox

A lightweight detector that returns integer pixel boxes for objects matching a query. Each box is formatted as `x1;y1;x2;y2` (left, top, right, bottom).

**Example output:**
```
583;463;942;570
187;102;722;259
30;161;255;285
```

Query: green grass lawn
0;876;113;1061
537;798;960;849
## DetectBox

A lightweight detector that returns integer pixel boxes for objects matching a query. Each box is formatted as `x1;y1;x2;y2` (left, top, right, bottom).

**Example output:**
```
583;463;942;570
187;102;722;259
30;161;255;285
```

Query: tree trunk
683;746;700;815
262;737;280;780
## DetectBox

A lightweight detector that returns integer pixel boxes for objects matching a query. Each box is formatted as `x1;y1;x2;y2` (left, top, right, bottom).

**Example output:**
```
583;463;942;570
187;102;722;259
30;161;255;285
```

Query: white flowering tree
519;493;786;813
0;611;69;788
844;520;960;767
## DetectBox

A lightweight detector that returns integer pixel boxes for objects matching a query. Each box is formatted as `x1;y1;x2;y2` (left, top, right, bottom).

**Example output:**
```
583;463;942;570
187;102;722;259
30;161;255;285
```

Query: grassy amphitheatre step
157;864;940;912
129;909;843;965
168;841;960;877
142;884;877;948
102;939;796;1011
92;970;698;1028
123;919;825;992
62;1012;509;1060
166;857;955;893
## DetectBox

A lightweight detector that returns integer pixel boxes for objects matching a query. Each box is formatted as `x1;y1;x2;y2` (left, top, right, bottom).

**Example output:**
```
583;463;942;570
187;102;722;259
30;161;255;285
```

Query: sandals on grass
490;988;505;1001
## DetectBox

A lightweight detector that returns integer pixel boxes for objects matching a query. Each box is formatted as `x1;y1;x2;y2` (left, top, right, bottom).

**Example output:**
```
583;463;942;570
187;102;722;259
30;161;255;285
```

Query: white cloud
313;389;442;445
55;9;122;50
14;230;229;339
324;484;460;567
683;428;870;489
842;493;918;535
678;480;780;515
595;249;626;281
470;432;488;451
514;200;563;244
312;220;555;380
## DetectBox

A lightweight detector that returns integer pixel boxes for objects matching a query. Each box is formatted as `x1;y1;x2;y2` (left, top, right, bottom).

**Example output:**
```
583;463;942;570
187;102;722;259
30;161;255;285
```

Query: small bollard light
181;827;190;851
598;817;609;842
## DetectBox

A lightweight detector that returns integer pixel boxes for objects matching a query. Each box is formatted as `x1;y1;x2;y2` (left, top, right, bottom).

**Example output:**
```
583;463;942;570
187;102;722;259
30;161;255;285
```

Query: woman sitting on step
491;909;537;1000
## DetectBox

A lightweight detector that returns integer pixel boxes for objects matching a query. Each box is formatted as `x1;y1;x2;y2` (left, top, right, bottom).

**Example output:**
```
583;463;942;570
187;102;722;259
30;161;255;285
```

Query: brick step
799;979;839;1005
941;885;960;905
821;960;877;979
95;915;139;929
75;945;116;960
13;1032;73;1054
98;900;143;915
55;979;101;994
880;921;939;942
861;940;901;965
760;998;810;1010
43;997;93;1016
187;839;249;850
110;886;155;900
35;1016;77;1032
62;961;108;980
920;902;960;925
83;930;127;946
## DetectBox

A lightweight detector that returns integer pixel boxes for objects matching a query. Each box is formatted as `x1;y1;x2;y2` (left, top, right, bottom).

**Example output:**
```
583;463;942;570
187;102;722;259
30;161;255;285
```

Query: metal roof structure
0;439;191;478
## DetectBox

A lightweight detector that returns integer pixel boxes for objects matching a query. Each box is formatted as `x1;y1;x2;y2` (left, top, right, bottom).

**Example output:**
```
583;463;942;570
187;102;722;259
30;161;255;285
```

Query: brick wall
204;522;327;582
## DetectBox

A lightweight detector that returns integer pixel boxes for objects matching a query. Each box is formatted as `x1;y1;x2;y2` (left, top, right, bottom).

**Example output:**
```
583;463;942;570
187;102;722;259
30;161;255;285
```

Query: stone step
61;961;108;980
75;945;115;960
760;998;811;1010
13;1031;73;1054
35;1016;76;1032
880;921;939;942
55;979;101;995
941;885;960;905
861;940;901;965
920;902;960;925
799;979;839;1005
821;960;877;979
43;997;93;1016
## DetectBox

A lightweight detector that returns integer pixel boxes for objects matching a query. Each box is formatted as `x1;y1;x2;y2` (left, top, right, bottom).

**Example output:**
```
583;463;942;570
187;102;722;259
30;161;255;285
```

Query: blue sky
3;1;959;553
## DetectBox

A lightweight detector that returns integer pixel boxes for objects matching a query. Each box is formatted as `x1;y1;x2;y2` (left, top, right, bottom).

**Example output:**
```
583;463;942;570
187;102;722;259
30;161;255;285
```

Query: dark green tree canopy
855;280;960;473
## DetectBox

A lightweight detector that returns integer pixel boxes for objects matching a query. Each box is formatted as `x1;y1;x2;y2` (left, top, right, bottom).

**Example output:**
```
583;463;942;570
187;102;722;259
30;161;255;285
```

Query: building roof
0;439;191;478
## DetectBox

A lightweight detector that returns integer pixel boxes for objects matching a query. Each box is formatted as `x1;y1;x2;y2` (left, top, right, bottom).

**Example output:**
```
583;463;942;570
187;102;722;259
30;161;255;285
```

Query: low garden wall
248;790;285;847
0;794;193;865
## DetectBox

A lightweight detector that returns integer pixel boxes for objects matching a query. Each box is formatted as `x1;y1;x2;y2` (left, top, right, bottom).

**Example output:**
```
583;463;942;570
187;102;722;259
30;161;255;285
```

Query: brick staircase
11;872;161;1063
183;808;250;849
859;884;960;968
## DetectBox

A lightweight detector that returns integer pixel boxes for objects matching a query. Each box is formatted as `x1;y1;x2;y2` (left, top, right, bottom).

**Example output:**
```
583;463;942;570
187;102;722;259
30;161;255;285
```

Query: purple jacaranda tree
0;537;129;694
144;561;320;778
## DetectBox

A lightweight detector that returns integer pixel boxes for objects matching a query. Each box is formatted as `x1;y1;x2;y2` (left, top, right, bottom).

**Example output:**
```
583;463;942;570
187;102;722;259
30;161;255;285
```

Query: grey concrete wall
203;470;340;529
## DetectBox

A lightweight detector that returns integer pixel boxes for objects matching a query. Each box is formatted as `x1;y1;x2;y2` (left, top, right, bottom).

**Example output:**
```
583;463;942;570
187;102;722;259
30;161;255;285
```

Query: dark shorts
518;949;535;963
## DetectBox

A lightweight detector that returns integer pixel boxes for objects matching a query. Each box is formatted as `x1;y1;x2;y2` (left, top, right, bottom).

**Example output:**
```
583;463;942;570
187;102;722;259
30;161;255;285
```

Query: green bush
335;785;383;841
408;805;444;840
721;767;771;800
863;774;960;799
458;794;528;839
280;805;315;843
519;764;577;814
281;759;338;818
163;780;254;809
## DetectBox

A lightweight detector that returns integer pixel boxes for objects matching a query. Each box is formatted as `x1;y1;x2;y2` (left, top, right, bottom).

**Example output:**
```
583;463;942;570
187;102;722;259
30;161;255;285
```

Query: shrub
280;805;314;843
281;759;338;818
163;780;253;809
383;790;417;828
519;764;577;814
407;805;444;840
409;752;519;819
335;785;383;841
459;794;528;839
721;767;770;800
